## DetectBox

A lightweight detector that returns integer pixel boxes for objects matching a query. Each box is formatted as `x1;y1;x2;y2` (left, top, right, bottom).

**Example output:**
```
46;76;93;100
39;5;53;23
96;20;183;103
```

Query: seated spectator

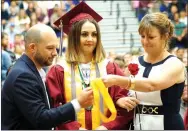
4;22;19;49
170;12;186;49
1;50;12;86
21;23;31;38
159;0;169;13
137;0;152;21
124;53;132;66
14;1;24;10
13;34;25;59
180;3;188;25
107;50;116;62
181;28;188;48
50;5;65;37
167;0;185;14
64;1;76;12
2;0;10;11
35;7;49;24
72;0;81;5
2;32;16;63
14;9;30;32
2;1;10;31
168;5;178;20
8;1;19;18
179;9;187;25
114;55;126;75
26;1;35;17
30;12;38;27
175;47;185;61
131;0;139;18
37;1;61;17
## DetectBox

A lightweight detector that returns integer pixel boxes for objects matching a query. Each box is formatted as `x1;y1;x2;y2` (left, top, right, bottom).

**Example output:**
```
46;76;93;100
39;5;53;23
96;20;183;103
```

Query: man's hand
116;97;140;112
95;126;108;130
77;87;93;108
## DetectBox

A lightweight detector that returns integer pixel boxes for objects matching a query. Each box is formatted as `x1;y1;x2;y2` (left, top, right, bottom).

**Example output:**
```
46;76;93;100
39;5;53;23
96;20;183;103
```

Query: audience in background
114;55;126;75
13;34;25;58
1;0;187;129
1;32;16;63
171;12;186;48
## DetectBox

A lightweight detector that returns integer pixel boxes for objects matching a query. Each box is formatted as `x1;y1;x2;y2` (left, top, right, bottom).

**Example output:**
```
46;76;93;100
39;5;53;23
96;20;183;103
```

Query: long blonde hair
65;19;106;64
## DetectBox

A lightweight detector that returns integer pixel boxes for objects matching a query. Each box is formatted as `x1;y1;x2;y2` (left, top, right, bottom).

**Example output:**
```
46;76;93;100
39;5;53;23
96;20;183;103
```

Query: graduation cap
54;1;103;35
53;1;103;56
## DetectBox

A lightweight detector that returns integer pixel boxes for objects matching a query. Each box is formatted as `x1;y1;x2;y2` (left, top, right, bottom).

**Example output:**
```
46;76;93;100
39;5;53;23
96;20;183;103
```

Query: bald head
24;24;57;49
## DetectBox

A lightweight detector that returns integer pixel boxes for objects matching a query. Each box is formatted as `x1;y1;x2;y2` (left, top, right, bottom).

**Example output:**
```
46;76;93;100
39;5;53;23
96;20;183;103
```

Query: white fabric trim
71;99;81;112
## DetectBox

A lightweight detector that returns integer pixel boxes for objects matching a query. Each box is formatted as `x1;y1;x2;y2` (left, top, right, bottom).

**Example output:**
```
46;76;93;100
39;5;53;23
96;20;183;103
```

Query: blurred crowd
1;0;188;128
1;0;84;83
131;0;187;49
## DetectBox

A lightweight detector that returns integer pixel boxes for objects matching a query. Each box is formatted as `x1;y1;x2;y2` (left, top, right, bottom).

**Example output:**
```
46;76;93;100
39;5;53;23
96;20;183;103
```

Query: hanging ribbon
90;78;117;123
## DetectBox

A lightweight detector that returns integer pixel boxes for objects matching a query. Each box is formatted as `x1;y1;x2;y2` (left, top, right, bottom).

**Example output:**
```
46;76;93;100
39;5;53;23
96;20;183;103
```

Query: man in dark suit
1;24;94;130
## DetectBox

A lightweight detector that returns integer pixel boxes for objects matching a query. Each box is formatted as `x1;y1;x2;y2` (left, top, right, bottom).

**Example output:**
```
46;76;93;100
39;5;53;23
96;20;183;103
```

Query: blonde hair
65;19;106;63
138;12;174;48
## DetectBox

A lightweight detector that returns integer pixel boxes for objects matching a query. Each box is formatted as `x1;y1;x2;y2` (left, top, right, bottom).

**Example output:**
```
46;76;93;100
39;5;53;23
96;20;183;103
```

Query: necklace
78;63;91;89
78;63;93;110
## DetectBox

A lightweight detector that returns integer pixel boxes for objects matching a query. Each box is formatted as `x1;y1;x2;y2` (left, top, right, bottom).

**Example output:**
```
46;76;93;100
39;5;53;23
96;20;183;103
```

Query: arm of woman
99;62;135;130
103;57;185;92
46;65;81;130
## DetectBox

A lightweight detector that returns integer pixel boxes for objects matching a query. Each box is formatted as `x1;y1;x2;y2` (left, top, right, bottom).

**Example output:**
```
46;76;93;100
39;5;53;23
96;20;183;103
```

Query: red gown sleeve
101;62;133;130
46;65;81;130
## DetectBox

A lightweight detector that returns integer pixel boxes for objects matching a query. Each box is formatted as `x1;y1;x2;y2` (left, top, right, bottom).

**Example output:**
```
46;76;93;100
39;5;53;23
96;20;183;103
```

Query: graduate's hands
77;87;93;108
116;97;140;112
95;125;108;130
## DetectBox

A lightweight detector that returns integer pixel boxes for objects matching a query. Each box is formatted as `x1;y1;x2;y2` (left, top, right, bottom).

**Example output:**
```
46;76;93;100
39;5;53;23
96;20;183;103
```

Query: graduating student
46;1;139;130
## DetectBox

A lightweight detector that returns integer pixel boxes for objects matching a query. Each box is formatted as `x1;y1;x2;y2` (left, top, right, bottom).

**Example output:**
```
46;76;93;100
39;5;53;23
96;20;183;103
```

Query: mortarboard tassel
59;20;63;57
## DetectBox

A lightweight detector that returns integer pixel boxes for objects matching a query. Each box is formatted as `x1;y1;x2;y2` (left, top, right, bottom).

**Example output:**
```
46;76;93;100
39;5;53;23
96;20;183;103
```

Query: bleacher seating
86;1;142;53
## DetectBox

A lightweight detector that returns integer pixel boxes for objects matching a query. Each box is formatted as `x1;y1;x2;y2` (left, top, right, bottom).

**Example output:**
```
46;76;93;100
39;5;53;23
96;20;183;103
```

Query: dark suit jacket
1;54;76;130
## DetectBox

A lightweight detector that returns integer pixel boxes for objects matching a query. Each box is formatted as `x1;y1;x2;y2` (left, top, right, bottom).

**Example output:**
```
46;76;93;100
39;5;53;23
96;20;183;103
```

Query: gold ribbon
90;78;117;123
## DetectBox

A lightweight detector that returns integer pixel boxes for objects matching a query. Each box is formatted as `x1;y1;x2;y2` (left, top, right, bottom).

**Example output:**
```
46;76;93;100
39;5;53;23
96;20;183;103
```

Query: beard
34;50;53;67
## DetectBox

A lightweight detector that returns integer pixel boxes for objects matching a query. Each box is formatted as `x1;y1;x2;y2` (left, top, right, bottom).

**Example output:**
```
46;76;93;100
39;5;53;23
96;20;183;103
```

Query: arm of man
13;72;76;129
46;65;82;130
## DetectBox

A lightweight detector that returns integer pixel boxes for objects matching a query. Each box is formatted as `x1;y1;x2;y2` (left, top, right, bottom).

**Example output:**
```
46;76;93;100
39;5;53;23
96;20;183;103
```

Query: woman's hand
116;97;140;112
102;75;117;88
